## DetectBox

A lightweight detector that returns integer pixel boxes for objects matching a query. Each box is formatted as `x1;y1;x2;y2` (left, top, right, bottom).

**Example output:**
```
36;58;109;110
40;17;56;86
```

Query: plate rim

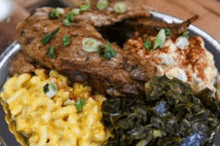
0;11;220;146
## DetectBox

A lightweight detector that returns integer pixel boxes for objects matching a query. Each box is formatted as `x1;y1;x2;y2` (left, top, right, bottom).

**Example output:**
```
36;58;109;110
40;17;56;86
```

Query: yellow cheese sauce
0;69;110;146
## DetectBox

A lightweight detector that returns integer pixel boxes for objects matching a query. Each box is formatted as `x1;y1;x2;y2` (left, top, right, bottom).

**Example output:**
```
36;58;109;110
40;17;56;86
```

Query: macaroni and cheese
0;69;109;146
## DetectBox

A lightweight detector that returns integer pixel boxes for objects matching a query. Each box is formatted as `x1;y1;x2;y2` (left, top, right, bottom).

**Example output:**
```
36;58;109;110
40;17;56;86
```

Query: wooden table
0;0;220;54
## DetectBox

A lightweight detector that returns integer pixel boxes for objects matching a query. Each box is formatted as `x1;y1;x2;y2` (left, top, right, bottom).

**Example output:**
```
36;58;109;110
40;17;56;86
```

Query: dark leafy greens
102;76;220;146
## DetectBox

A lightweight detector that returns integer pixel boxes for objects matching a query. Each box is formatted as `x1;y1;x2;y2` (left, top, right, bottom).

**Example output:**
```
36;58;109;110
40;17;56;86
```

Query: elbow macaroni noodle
0;69;109;146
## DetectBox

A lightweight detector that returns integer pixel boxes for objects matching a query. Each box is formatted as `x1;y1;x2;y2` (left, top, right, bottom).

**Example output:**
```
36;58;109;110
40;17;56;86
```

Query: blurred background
0;0;220;53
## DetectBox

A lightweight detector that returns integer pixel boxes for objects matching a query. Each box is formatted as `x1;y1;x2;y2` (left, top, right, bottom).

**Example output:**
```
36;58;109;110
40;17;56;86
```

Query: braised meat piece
14;6;154;97
11;2;198;97
131;15;199;38
10;50;46;75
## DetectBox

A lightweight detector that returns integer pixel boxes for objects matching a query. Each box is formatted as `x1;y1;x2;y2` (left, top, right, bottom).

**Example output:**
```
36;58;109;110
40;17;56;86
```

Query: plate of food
0;0;220;145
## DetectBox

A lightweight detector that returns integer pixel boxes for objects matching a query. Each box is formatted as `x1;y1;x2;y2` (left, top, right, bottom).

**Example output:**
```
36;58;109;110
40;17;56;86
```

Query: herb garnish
63;35;71;46
79;0;91;11
75;99;85;111
153;29;166;49
80;5;90;11
144;39;152;50
97;0;108;10
144;29;169;50
82;38;100;52
165;28;171;36
49;9;60;19
82;38;117;59
56;8;65;14
49;8;65;19
63;19;72;26
181;30;189;39
43;84;49;93
72;8;80;15
113;2;126;13
43;82;58;98
41;27;60;44
66;13;75;22
99;41;117;59
63;13;75;26
46;46;55;59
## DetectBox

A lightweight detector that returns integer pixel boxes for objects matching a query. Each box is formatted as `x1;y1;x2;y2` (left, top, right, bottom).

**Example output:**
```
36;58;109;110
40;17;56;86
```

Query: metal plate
0;11;220;146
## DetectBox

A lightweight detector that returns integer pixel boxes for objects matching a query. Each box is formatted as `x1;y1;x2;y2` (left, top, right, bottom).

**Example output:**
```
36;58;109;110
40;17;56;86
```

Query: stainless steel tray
0;11;220;146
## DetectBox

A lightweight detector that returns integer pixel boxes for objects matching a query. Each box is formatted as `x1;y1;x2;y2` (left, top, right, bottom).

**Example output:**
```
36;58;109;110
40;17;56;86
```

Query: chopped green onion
102;49;117;59
43;84;49;93
63;35;71;46
56;8;65;14
80;4;90;11
144;39;152;50
165;29;171;36
46;46;55;59
49;8;65;19
41;27;60;44
43;82;58;98
82;38;100;52
153;29;166;50
97;0;108;10
75;99;85;111
66;13;75;23
79;0;91;12
114;2;126;13
49;9;60;19
99;41;117;60
181;31;189;39
72;8;80;15
63;19;72;26
63;13;75;26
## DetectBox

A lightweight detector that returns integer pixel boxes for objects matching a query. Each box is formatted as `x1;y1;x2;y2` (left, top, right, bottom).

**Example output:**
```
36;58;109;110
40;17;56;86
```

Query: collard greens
102;76;220;146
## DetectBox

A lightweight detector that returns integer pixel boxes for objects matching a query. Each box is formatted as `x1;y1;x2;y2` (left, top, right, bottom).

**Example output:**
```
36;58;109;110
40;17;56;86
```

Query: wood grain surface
0;0;220;51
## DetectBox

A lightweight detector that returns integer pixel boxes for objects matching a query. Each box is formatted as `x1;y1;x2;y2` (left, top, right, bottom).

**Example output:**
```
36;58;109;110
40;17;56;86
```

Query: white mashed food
125;36;218;93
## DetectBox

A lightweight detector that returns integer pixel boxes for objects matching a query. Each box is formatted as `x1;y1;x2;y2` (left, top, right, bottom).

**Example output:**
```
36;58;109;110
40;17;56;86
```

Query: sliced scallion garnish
97;0;108;10
79;0;91;12
49;8;65;19
41;27;60;45
75;99;85;111
82;38;100;52
63;35;71;46
165;29;171;36
99;41;117;60
56;8;65;15
144;39;152;50
80;5;90;11
66;13;75;23
49;9;60;19
63;19;72;26
113;2;126;13
46;46;55;59
43;82;58;98
153;29;166;50
63;13;75;26
181;31;189;39
72;8;80;15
